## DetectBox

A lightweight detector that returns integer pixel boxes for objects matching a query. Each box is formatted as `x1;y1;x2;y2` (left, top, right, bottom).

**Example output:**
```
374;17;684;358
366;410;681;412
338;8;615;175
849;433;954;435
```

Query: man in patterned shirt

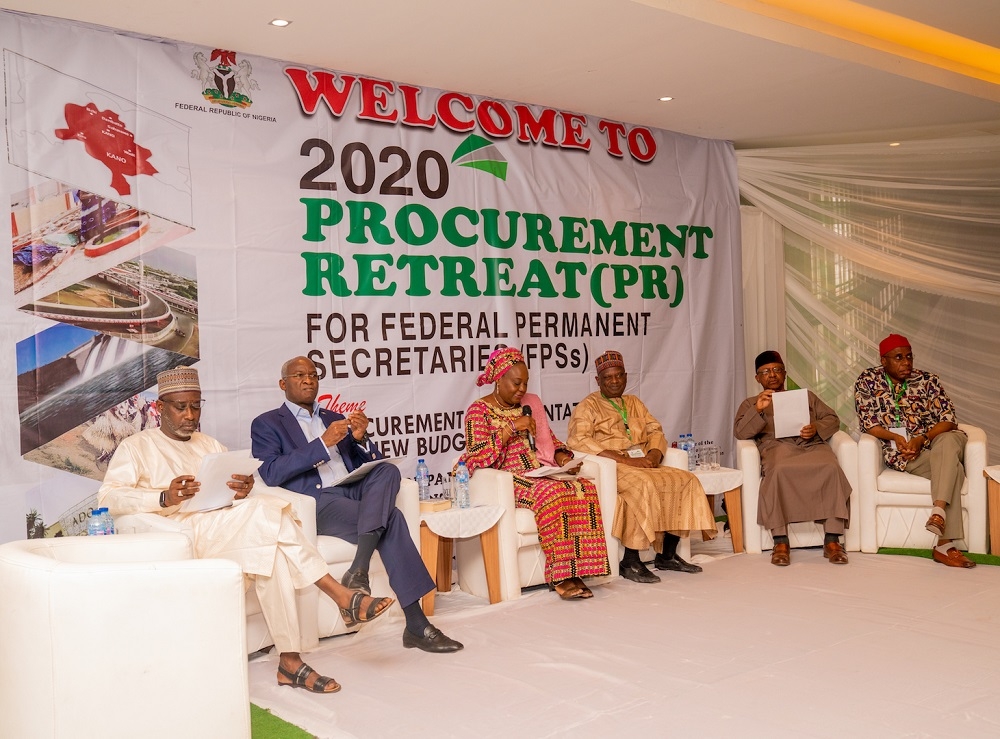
854;334;974;568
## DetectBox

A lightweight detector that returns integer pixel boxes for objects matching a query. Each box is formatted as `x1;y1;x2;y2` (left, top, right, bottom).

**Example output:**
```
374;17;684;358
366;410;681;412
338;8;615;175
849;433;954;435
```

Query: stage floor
248;543;1000;738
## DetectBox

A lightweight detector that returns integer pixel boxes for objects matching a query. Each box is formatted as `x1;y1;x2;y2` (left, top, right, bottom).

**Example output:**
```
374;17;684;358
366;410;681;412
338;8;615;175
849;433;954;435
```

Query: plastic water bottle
415;458;431;501
87;508;106;536
681;434;697;471
455;462;471;509
99;507;115;535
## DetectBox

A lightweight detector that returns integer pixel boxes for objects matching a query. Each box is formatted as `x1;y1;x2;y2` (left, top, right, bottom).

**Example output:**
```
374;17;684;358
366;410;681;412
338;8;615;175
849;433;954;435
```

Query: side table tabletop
985;467;1000;556
419;504;504;616
692;466;745;554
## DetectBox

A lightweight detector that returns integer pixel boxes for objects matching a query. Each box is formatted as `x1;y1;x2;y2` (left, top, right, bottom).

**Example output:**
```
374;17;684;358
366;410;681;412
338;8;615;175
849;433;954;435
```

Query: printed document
182;451;262;512
771;388;811;438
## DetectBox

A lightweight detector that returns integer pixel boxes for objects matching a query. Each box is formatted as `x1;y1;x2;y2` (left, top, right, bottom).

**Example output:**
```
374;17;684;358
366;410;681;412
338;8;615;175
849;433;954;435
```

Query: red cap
879;334;909;357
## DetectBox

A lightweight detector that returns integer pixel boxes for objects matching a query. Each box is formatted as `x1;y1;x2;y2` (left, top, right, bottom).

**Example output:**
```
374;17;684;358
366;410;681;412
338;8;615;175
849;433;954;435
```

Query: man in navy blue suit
251;356;462;653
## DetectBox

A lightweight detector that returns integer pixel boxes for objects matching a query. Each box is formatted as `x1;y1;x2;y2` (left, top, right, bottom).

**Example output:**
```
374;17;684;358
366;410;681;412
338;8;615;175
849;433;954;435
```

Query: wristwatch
159;490;168;508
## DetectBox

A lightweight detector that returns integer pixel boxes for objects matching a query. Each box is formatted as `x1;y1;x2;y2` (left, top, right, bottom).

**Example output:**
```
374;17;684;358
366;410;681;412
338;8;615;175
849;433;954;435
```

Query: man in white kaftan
98;366;392;694
99;427;329;651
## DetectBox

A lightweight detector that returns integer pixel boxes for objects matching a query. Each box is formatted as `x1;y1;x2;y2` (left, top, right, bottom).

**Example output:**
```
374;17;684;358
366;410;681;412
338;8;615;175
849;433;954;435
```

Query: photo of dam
23;390;160;484
16;323;193;454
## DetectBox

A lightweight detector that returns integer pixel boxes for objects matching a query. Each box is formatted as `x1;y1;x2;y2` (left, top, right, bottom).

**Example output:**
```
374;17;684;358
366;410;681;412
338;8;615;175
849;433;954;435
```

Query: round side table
419;504;504;615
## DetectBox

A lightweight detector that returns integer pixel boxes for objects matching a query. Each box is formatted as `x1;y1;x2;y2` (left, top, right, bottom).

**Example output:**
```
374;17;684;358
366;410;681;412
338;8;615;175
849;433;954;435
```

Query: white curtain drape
737;137;1000;463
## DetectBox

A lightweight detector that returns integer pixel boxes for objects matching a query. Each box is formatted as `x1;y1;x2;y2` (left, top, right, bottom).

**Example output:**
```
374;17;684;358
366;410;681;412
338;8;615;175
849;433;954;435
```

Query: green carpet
877;548;1000;566
251;704;313;739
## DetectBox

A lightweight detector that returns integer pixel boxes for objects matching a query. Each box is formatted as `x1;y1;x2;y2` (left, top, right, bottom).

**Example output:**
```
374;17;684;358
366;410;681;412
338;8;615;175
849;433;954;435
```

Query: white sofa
115;453;421;651
858;424;987;553
456;454;619;602
0;533;249;739
737;431;861;554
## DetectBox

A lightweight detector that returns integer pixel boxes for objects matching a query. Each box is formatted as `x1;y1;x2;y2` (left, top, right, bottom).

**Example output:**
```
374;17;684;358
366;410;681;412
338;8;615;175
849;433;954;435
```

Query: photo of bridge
20;251;199;358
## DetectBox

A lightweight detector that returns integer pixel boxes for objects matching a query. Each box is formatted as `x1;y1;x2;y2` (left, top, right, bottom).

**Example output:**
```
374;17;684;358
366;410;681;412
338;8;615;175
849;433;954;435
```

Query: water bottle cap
458;461;467;467
418;458;425;463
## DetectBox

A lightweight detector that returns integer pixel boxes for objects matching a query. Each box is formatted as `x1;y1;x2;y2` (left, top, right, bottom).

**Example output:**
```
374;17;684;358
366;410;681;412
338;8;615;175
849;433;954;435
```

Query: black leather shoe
340;568;371;595
619;559;661;583
402;625;464;653
654;554;703;574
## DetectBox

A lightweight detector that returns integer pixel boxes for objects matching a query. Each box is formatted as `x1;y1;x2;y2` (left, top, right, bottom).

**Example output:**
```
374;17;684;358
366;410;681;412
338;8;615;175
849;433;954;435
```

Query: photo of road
20;248;199;359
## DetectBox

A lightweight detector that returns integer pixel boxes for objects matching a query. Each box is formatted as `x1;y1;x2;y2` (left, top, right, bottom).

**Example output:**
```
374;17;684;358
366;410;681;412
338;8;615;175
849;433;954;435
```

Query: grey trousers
905;429;967;540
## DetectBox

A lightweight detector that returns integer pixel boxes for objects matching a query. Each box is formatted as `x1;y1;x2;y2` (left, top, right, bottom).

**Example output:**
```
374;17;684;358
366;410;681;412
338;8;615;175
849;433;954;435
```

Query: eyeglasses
284;372;319;381
757;367;786;377
162;400;206;412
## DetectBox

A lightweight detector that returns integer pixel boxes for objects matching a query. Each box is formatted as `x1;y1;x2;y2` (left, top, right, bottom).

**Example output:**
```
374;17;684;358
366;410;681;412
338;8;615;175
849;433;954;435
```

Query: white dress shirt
284;400;352;487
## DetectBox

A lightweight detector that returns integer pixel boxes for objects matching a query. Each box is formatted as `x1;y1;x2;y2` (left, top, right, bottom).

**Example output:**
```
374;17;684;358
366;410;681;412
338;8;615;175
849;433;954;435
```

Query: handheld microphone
521;405;536;451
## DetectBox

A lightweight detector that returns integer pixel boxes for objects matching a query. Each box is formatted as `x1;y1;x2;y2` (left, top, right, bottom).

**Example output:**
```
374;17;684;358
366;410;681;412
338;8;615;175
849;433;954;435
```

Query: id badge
889;426;908;451
626;445;645;458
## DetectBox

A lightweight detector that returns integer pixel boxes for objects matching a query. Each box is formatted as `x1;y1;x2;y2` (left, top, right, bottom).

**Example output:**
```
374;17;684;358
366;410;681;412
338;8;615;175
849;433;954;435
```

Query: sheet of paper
182;451;262;513
525;458;584;478
771;388;811;438
331;458;403;487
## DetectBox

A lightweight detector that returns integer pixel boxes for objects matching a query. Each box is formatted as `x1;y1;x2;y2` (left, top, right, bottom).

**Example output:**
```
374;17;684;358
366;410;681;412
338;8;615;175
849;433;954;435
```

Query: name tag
889;426;908;450
626;446;645;458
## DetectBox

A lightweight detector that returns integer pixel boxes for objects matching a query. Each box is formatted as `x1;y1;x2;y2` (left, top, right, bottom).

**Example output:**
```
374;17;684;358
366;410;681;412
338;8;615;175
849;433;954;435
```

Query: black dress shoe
619;559;661;583
402;625;464;653
653;554;703;574
340;568;371;595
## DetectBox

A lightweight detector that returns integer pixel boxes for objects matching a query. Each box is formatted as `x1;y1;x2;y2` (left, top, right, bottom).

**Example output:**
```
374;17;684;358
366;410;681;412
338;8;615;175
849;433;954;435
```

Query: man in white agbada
99;366;393;694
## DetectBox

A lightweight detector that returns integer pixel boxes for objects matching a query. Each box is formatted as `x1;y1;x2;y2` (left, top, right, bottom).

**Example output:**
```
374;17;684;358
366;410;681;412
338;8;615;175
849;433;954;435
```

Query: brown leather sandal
278;663;341;694
340;591;394;628
550;578;588;600
570;576;594;598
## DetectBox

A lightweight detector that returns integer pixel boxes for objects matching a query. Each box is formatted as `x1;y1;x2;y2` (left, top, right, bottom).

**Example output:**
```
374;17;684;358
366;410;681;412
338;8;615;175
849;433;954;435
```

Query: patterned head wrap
476;347;525;387
595;350;625;374
879;334;909;357
157;366;200;397
754;350;783;371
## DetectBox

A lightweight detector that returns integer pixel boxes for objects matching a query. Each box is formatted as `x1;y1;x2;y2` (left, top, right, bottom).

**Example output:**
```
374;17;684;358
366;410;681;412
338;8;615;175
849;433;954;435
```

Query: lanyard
885;373;907;427
604;395;631;440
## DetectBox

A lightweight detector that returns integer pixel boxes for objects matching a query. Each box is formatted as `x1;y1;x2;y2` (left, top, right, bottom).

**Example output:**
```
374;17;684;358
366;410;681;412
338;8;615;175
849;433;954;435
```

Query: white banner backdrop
0;10;744;543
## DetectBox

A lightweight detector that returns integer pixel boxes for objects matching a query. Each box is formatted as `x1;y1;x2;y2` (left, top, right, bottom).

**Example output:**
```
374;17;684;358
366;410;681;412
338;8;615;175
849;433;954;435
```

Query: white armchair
115;451;421;650
312;476;420;638
601;447;703;562
858;424;987;553
660;447;708;561
456;454;619;602
737;431;860;554
0;533;249;739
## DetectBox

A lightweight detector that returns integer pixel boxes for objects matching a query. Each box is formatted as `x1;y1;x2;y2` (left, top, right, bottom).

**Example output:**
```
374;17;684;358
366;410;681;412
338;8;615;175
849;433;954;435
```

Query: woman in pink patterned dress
458;347;610;600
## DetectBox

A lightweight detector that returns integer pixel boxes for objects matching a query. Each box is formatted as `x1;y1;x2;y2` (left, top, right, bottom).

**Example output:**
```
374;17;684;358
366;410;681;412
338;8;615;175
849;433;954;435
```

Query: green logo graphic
451;134;508;181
